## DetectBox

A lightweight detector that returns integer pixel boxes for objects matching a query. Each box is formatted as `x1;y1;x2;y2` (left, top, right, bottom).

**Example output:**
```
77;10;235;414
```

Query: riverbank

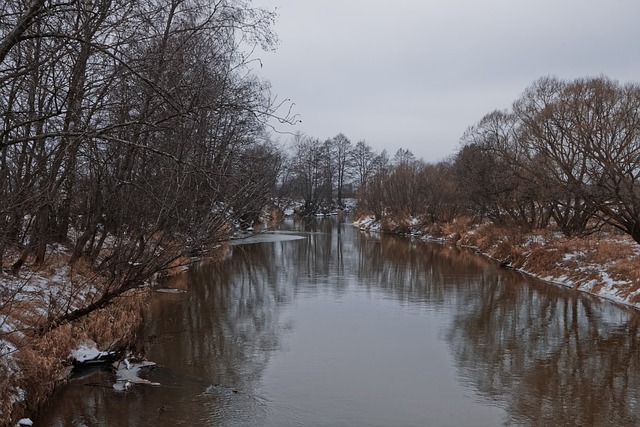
0;244;223;425
0;211;277;425
0;244;152;425
354;214;640;310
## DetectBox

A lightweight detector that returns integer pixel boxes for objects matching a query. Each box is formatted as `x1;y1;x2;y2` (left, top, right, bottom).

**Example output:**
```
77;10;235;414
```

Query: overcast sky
252;0;640;162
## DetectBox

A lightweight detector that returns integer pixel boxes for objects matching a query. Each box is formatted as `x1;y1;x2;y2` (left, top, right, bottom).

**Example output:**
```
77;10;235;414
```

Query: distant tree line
353;76;640;244
0;0;288;330
278;131;363;214
287;76;640;244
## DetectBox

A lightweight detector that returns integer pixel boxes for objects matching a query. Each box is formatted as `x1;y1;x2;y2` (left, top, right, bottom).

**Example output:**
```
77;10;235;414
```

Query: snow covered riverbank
354;215;640;311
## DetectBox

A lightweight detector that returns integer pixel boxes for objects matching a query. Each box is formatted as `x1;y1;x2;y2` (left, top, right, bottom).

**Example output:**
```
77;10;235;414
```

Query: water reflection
352;222;640;426
449;274;640;426
36;217;640;426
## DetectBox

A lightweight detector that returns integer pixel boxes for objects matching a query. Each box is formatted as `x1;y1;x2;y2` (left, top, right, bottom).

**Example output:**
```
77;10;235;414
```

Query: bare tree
331;133;352;205
514;76;640;240
1;0;289;332
287;133;324;214
512;77;596;235
350;139;375;194
418;161;461;223
360;149;390;219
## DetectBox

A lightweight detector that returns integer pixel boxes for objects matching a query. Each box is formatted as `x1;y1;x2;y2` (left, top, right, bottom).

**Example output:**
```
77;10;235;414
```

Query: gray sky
253;0;640;162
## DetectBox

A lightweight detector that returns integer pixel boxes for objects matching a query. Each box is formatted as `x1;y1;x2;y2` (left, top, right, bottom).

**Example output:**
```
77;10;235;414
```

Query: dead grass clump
586;276;606;293
0;365;16;426
39;253;69;276
583;238;635;265
436;222;464;242
267;207;284;224
459;223;492;249
78;288;149;353
523;247;564;277
427;222;445;239
608;259;640;286
67;258;98;279
606;251;640;299
442;217;476;237
490;238;527;268
383;217;397;234
462;223;525;255
13;324;75;422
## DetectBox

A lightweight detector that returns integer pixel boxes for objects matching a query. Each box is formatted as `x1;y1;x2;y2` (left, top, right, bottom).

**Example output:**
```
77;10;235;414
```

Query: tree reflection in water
448;272;640;426
286;218;640;426
36;217;640;426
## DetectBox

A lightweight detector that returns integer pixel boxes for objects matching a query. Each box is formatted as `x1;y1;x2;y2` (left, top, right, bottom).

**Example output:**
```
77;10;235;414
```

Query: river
35;216;640;426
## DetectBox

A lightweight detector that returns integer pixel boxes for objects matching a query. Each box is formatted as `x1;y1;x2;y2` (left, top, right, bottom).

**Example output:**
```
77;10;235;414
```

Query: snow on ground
524;234;548;246
353;215;381;232
541;249;639;308
70;341;115;363
0;256;105;421
514;242;639;310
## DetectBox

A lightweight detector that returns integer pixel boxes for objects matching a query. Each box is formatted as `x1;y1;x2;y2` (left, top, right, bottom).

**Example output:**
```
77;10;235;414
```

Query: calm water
36;217;640;426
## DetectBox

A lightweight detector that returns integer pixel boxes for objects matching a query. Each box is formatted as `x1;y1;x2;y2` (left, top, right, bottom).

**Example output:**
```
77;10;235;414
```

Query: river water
36;217;640;426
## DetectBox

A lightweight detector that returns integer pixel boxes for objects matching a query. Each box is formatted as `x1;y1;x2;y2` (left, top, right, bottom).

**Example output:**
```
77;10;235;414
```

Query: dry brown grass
79;288;149;352
0;245;155;425
426;222;446;239
523;247;565;277
15;325;75;415
453;222;640;300
380;216;411;234
457;223;529;265
585;239;635;264
0;287;150;426
609;259;640;284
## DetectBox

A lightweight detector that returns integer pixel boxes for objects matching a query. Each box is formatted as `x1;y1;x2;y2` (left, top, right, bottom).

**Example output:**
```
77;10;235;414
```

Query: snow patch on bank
538;251;639;308
70;341;115;364
353;215;381;232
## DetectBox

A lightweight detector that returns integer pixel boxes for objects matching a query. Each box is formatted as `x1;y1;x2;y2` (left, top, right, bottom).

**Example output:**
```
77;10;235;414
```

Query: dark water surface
36;217;640;426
